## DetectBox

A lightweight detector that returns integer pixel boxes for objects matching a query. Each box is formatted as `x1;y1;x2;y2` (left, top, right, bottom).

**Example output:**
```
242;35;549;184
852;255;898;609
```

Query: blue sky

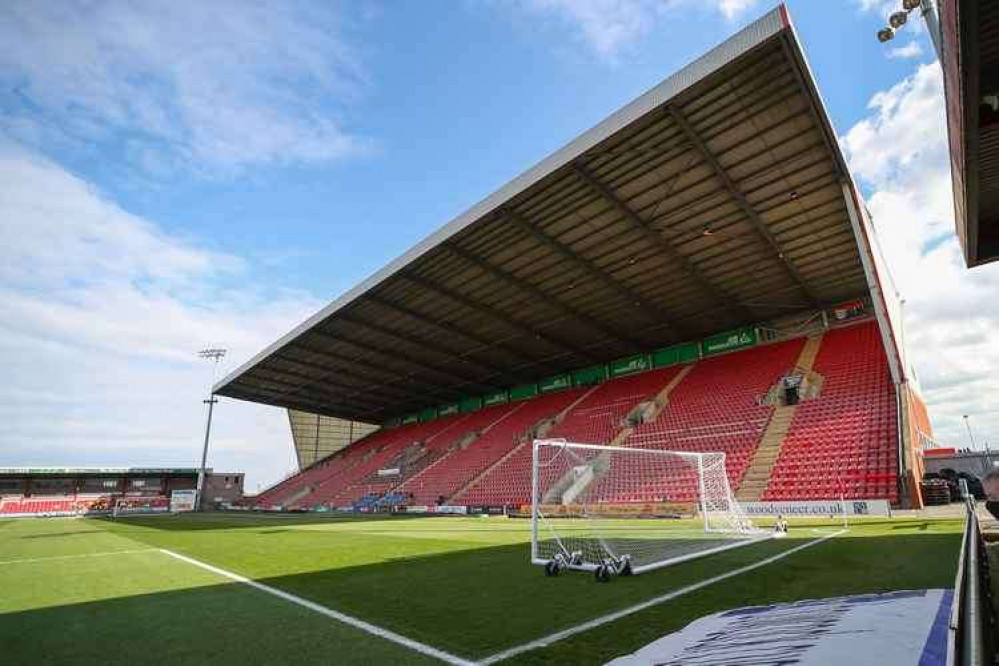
3;0;996;491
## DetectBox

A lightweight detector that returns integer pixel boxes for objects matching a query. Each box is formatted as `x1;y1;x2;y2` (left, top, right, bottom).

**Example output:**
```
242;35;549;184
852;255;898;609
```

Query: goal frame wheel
594;565;612;583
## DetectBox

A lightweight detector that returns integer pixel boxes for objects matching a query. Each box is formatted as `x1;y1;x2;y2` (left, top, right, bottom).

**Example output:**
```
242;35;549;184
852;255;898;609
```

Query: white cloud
507;0;761;62
853;0;894;14
842;63;999;450
0;144;324;490
888;41;924;59
0;1;370;175
716;0;758;20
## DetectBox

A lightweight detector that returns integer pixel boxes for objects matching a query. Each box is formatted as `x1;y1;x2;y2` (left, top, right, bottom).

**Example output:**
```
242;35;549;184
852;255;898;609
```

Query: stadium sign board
701;327;758;356
170;490;197;512
466;506;508;515
483;390;509;406
510;382;539;401
740;499;891;517
609;354;651;378
652;342;700;368
459;396;483;412
572;364;608;386
539;373;571;394
608;589;949;666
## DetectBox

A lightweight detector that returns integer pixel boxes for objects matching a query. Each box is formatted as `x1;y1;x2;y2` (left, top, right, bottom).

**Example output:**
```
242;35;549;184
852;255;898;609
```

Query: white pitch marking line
158;549;475;666
0;548;157;566
477;529;847;665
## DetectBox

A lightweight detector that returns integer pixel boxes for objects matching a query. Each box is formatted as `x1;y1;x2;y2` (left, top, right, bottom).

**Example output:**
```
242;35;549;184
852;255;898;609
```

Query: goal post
531;439;773;579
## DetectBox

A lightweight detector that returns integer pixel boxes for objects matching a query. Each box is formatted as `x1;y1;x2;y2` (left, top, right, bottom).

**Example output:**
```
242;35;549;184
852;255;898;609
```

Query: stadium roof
939;0;999;267
215;5;874;423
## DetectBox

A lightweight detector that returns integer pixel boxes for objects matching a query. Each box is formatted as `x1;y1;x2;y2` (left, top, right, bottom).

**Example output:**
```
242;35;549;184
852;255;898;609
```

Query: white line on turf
158;549;475;666
476;529;847;665
0;548;158;566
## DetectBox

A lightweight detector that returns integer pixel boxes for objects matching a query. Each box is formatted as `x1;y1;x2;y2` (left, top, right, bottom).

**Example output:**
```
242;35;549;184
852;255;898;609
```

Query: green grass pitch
0;512;962;665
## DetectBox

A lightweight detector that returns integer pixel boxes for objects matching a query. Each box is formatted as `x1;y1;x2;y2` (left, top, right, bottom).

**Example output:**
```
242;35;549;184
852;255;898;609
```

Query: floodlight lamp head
198;348;227;361
877;27;895;43
889;11;908;29
902;0;922;10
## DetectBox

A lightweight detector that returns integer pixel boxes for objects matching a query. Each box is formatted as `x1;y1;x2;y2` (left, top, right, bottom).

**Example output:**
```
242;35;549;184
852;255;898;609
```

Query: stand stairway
736;334;824;502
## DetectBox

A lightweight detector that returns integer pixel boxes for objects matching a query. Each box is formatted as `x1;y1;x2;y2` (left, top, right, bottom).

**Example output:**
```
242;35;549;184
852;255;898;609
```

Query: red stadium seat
257;320;900;510
761;321;898;502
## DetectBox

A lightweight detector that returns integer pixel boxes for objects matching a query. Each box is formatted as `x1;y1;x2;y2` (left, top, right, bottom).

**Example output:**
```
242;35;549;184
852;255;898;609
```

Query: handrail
964;507;984;666
949;498;991;666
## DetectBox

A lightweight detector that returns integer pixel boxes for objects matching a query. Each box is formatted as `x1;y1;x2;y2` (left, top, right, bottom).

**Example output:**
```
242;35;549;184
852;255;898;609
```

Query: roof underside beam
401;272;599;364
501;209;687;341
667;105;820;308
309;328;498;393
239;373;388;411
226;385;381;420
261;364;444;415
572;162;755;321
257;359;417;403
336;312;518;383
444;241;646;351
275;342;467;403
365;294;540;371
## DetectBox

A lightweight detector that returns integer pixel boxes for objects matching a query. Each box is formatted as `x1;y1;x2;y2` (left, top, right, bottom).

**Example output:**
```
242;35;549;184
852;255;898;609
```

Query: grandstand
222;4;931;515
1;6;979;666
0;467;244;516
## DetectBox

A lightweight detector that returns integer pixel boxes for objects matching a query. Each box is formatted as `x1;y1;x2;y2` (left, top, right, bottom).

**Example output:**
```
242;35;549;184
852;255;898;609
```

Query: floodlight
902;0;922;10
877;27;895;43
889;11;908;29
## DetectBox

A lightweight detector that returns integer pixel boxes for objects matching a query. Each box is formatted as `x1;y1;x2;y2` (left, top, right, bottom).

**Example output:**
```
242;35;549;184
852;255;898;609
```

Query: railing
948;497;993;666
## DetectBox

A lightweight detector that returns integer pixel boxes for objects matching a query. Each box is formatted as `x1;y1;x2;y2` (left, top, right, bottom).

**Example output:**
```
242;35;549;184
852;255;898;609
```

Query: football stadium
1;3;995;665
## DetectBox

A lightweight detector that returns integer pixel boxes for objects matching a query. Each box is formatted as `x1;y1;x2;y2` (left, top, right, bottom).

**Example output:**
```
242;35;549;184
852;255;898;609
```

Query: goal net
531;439;770;579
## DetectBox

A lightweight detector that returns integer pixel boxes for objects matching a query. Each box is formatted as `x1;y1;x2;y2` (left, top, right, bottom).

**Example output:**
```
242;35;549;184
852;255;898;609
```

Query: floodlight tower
964;414;991;468
963;414;978;448
875;0;942;61
196;348;227;511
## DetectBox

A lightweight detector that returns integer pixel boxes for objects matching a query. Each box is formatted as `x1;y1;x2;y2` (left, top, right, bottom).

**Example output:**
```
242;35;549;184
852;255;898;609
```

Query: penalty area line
0;548;158;566
158;549;475;666
477;529;847;665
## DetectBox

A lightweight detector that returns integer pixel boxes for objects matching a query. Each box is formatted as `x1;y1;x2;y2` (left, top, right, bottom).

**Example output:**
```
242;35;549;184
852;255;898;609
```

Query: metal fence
948;497;994;666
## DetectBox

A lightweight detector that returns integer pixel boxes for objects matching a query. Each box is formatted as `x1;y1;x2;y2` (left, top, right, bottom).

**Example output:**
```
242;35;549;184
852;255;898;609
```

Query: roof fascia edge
213;6;787;396
778;5;849;178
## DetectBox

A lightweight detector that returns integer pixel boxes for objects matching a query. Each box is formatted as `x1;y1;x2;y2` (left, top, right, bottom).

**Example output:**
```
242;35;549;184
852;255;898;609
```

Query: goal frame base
532;528;774;575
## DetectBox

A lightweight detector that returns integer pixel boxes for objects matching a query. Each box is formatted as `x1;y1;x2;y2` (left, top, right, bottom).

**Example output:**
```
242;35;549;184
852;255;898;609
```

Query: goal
531;439;771;581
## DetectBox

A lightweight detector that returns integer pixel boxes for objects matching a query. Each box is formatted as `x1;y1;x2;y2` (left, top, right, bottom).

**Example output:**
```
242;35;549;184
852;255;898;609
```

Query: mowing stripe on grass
159;549;475;666
477;529;846;665
0;548;157;566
